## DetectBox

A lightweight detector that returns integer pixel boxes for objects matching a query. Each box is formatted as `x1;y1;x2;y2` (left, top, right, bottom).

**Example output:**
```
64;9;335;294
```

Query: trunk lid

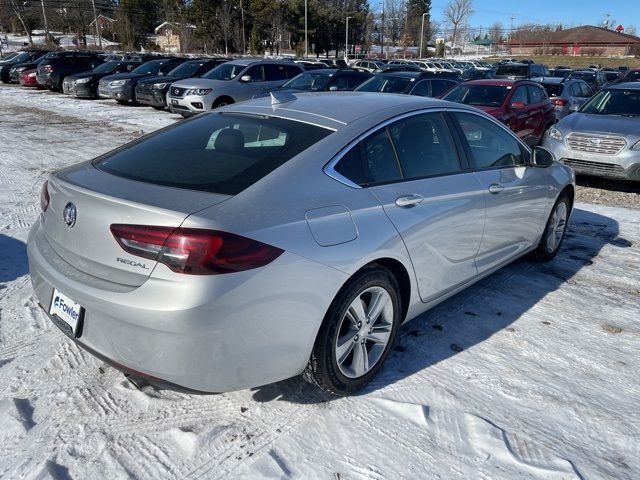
43;163;230;287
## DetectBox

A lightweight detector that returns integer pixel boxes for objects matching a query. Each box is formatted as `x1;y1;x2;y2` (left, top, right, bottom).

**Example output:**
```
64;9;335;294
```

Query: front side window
454;112;526;169
510;86;529;105
527;85;545;104
95;114;332;195
243;65;264;82
410;80;432;97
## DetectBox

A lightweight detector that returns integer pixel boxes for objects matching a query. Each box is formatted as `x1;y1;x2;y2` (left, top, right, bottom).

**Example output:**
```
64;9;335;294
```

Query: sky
427;0;639;32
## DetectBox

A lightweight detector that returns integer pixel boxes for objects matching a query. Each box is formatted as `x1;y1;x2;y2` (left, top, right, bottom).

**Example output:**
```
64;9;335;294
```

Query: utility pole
40;0;50;42
380;6;384;59
419;12;427;58
90;0;102;49
304;0;308;57
345;16;351;62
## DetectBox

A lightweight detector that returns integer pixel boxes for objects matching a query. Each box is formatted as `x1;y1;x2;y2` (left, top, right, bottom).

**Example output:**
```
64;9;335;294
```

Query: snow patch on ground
0;85;639;479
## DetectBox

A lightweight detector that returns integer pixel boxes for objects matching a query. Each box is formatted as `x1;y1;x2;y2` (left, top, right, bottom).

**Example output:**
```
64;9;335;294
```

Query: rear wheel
534;192;571;260
303;267;401;395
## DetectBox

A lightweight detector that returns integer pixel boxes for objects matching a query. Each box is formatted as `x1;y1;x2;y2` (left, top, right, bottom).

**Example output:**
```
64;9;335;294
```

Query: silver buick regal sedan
28;93;575;395
543;82;640;181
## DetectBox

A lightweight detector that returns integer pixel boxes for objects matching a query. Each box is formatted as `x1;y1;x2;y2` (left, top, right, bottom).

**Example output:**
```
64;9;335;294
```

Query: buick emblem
63;202;77;228
590;138;601;145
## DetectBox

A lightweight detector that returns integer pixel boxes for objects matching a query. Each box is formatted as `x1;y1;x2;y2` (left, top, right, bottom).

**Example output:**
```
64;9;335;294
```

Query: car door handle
395;194;424;207
488;183;504;194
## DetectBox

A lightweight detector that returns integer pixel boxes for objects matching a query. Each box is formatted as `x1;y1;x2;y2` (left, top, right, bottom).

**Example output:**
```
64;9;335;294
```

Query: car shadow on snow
249;207;631;403
0;234;28;286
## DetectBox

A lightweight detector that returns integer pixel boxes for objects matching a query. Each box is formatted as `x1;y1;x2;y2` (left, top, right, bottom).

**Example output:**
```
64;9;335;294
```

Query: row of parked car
1;49;639;181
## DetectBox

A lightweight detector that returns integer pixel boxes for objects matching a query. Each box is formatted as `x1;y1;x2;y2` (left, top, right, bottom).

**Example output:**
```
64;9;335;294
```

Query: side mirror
531;146;555;168
240;75;251;83
328;86;338;91
510;101;526;110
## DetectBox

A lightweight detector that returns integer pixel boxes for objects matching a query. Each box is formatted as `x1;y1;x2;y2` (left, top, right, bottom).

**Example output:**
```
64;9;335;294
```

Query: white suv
167;59;303;117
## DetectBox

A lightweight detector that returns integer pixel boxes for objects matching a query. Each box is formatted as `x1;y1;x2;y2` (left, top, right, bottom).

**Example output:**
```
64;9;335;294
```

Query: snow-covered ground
0;84;639;479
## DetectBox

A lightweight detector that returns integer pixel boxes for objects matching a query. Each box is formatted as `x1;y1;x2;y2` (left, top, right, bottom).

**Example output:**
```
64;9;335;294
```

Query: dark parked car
602;70;623;83
551;68;573;78
62;61;139;98
135;58;230;109
36;52;103;91
0;50;49;82
623;68;640;82
374;64;422;73
461;67;495;80
494;62;549;79
254;68;372;98
441;79;556;146
569;70;607;91
98;57;188;104
355;71;460;98
316;58;348;68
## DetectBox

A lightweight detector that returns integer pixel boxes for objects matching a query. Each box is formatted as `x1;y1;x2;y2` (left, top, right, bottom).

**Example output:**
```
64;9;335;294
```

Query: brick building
506;25;640;56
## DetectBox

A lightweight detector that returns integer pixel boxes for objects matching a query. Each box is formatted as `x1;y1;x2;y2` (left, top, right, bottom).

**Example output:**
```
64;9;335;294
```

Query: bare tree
384;0;405;48
443;0;473;53
9;0;33;45
217;2;233;55
626;25;637;36
489;21;502;44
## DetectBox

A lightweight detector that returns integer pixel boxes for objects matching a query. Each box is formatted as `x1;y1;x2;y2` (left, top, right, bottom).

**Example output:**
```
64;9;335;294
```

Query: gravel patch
575;176;640;209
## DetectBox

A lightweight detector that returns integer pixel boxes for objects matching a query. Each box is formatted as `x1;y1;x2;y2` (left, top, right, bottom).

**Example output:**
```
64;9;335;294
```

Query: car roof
606;82;640;91
300;68;339;74
218;92;469;129
374;71;422;79
461;79;523;86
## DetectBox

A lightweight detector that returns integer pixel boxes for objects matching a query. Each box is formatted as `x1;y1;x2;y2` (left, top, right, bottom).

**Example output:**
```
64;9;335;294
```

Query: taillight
40;180;50;212
110;224;284;275
551;98;568;107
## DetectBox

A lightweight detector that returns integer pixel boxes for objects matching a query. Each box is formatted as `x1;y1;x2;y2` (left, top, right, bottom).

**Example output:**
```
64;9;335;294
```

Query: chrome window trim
323;106;530;189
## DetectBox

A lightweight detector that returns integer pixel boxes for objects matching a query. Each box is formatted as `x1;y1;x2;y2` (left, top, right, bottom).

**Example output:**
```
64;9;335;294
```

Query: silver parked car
544;82;640;181
535;77;593;121
167;59;303;117
28;93;575;395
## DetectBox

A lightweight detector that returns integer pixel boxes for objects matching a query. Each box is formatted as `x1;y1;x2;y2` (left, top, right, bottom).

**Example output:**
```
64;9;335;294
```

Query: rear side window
264;64;293;81
334;129;402;185
95;114;332;195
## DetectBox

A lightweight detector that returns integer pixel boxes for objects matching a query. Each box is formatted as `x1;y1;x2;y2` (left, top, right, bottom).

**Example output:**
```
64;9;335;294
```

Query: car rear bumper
543;137;640;181
27;218;347;392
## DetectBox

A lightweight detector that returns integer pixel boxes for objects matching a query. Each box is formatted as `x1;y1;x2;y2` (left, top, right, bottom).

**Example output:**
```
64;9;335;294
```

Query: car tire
152;106;165;111
302;266;401;396
534;192;571;261
213;98;233;109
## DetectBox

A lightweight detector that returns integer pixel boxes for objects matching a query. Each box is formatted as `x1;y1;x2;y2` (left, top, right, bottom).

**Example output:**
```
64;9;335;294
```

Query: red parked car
441;79;556;146
19;68;40;87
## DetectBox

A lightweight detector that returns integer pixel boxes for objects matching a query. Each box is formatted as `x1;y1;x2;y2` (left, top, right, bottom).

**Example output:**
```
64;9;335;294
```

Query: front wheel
534;193;571;260
303;267;401;395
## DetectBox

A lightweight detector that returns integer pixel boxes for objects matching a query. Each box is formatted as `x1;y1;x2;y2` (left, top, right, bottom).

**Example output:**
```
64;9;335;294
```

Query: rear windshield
542;83;564;97
496;65;528;76
94;113;333;195
442;84;508;107
356;76;412;93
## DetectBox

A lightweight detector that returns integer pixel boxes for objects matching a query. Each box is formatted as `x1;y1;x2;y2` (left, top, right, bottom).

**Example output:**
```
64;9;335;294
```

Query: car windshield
95;113;333;195
131;60;164;75
91;61;120;74
580;89;640;116
355;76;411;93
625;71;640;81
497;65;528;76
542;84;564;97
572;72;595;83
7;52;31;63
280;71;333;90
203;63;247;80
442;84;508;107
167;61;203;77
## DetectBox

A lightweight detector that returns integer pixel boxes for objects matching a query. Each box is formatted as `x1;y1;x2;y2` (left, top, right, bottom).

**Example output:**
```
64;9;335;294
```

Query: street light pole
345;16;351;62
419;13;427;59
90;0;102;49
304;0;308;57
